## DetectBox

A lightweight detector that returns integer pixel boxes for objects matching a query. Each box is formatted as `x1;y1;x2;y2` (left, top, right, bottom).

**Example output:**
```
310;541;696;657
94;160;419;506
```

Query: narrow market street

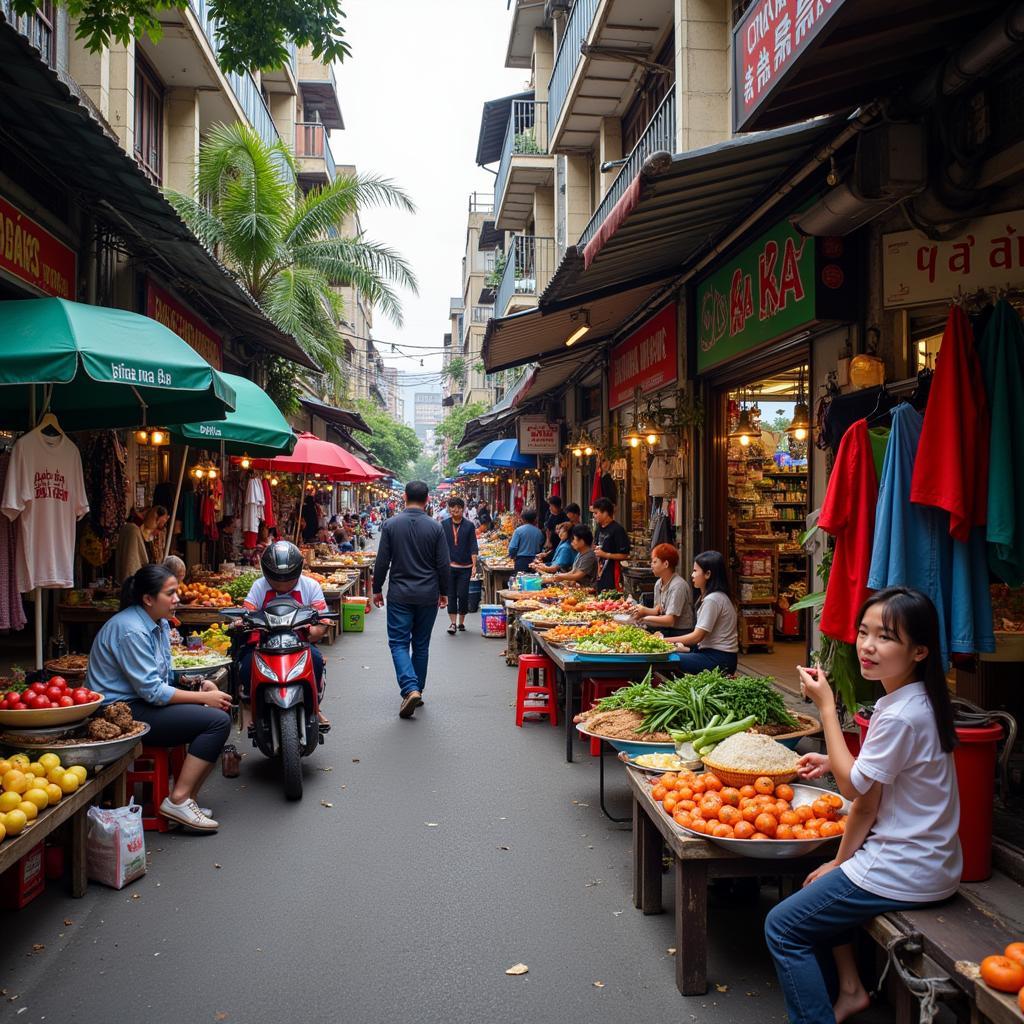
1;599;814;1024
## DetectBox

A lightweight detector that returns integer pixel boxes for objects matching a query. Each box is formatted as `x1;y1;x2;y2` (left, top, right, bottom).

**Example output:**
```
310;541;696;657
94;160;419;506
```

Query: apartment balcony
295;122;336;187
1;0;57;68
495;100;554;231
579;90;675;249
262;40;298;94
297;45;344;129
495;235;556;318
548;0;673;151
468;192;494;215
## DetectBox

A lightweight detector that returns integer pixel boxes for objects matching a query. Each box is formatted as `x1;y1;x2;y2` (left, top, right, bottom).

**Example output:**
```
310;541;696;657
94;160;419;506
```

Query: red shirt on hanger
818;419;879;645
910;305;990;541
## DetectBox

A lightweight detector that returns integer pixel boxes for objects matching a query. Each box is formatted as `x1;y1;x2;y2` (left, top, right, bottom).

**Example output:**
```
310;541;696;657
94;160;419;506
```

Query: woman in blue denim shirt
86;565;232;833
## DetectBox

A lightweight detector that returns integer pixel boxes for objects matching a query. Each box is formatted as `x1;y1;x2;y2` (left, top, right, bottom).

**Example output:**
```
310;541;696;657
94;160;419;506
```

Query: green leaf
787;591;826;612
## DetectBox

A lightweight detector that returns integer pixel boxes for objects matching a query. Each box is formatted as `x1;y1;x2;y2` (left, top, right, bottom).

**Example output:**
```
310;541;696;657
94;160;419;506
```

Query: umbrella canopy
350;454;387;480
167;372;296;457
0;298;236;429
475;438;537;469
458;461;488;475
247;432;371;481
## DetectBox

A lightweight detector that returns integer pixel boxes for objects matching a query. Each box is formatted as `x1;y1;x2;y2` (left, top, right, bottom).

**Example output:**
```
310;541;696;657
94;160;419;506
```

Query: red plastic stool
515;653;558;727
582;678;632;755
127;745;187;832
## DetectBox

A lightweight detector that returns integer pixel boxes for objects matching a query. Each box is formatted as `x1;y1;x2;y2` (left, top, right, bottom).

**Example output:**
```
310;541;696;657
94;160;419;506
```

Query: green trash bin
342;597;365;633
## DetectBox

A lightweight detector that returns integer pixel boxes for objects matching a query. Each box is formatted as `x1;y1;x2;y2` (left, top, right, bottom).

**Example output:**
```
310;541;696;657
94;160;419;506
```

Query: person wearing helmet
238;541;329;726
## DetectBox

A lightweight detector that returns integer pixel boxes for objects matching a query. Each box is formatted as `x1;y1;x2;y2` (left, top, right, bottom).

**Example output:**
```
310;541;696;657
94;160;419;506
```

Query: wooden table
321;578;356;645
480;563;515;604
627;767;829;996
528;626;685;763
0;744;140;898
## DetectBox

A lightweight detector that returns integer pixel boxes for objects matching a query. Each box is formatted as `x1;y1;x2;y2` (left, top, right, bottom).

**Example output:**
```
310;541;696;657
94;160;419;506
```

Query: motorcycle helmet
261;540;305;583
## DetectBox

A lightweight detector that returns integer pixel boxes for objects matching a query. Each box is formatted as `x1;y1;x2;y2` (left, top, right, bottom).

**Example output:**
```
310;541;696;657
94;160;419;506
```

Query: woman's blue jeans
764;867;921;1023
673;647;738;674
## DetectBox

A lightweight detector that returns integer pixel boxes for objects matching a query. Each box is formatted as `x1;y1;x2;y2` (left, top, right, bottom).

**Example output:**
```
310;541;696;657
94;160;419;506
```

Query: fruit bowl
0;723;150;770
0;697;103;728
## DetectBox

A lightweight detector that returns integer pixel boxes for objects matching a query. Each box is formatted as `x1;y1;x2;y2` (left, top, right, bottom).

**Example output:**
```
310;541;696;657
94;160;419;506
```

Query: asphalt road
0;595;889;1024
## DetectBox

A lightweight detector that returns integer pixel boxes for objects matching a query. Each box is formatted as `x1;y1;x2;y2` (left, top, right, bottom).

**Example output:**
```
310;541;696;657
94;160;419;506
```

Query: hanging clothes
977;300;1024;586
83;431;127;541
818;419;879;645
869;403;994;667
0;455;26;632
242;474;264;548
261;477;276;529
910;306;990;541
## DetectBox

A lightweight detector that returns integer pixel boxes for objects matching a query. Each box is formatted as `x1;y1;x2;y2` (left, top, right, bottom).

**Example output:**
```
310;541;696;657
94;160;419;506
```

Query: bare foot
833;988;870;1023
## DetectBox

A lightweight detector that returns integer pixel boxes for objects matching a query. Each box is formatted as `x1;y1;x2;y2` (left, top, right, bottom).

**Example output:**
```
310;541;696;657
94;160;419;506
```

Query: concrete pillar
564;153;593;245
107;38;136;154
598;117;623;196
165;89;200;195
533;186;556;240
67;30;109;120
269;93;297;155
533;28;554;103
674;0;731;154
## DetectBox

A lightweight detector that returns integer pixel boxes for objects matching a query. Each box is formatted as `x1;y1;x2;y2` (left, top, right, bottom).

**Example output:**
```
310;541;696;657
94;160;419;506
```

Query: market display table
0;744;140;898
320;578;356;646
481;563;515;604
627;767;829;997
529;626;684;763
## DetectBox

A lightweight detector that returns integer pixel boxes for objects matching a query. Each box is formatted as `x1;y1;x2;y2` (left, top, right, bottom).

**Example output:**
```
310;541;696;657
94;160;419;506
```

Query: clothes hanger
36;412;63;437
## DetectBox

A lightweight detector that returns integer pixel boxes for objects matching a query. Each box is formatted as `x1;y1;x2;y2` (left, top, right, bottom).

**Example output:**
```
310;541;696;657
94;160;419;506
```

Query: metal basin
1;723;150;770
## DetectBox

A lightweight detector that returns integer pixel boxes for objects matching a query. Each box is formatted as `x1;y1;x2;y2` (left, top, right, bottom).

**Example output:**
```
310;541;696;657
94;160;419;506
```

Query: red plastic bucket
855;712;1003;882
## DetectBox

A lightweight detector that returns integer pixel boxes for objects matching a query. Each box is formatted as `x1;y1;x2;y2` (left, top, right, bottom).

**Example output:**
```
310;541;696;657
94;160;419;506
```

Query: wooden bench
0;745;140;899
863;840;1024;1024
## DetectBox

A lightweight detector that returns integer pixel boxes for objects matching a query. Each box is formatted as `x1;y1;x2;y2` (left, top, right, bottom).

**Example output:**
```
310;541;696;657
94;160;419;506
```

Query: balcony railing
468;192;494;214
295;122;336;182
471;305;493;323
579;91;676;249
2;0;57;68
188;0;294;187
496;235;556;316
495;100;549;215
548;0;598;138
288;40;298;79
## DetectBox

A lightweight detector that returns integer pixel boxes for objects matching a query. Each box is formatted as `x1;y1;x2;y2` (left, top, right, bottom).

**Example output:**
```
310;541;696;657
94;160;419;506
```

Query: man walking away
373;481;449;718
444;497;478;635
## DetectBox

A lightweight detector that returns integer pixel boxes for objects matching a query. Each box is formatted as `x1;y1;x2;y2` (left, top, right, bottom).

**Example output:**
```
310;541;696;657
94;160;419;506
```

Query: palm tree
165;121;418;401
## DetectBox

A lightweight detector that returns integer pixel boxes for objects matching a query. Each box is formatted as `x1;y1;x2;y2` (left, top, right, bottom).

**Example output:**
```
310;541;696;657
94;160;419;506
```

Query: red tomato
57;695;75;708
30;681;48;694
88;692;103;702
4;690;20;704
48;676;67;689
72;688;91;704
10;701;27;710
23;692;43;708
45;685;63;701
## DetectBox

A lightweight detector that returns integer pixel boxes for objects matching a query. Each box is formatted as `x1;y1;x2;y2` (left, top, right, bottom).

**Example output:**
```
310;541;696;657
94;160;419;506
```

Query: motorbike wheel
279;706;303;801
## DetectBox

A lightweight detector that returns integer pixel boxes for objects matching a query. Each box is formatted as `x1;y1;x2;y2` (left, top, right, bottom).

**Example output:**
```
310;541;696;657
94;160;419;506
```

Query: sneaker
399;691;423;718
158;797;219;831
457;624;466;632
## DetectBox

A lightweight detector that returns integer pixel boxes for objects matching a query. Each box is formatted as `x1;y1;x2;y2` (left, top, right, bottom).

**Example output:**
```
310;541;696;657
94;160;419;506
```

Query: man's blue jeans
764;866;922;1023
386;601;438;697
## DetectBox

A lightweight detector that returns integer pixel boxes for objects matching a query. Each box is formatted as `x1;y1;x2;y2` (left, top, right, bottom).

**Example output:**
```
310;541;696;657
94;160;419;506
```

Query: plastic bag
86;800;146;889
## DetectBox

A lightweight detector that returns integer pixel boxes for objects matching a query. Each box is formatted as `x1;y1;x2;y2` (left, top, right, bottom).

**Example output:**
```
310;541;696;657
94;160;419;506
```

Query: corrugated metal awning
476;91;533;165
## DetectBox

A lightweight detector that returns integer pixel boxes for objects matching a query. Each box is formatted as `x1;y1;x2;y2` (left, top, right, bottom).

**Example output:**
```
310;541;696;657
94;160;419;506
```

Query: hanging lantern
270;476;279;487
240;454;252;470
149;429;168;447
135;429;150;445
787;401;811;442
192;466;205;479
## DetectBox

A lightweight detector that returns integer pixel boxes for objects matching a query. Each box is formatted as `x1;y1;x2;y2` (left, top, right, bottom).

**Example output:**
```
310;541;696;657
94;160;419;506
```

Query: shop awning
474;438;536;470
540;115;846;313
298;396;372;435
482;281;668;373
476;90;533;165
457;461;488;475
0;21;319;373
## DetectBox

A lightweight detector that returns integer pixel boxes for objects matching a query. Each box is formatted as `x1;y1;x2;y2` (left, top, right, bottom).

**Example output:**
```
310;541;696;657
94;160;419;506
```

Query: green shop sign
695;215;857;374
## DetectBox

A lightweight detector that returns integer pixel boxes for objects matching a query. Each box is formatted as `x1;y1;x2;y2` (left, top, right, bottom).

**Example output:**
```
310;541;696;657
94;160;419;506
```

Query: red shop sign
146;280;223;369
0;194;76;298
608;303;678;410
733;0;845;132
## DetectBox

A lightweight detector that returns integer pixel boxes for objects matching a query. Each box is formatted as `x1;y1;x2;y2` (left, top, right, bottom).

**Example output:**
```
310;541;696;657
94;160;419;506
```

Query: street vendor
530;521;574;575
630;543;693;637
546;524;597;588
86;564;231;833
114;504;169;585
666;550;738;673
590;497;630;591
507;508;545;572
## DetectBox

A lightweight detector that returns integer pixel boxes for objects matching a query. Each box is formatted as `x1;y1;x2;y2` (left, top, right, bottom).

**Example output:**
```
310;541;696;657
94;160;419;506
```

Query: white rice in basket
705;732;800;773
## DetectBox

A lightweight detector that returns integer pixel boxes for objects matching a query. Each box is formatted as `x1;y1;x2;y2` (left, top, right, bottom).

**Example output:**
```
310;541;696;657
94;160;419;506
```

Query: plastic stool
582;678;632;756
515;654;558;727
127;745;187;832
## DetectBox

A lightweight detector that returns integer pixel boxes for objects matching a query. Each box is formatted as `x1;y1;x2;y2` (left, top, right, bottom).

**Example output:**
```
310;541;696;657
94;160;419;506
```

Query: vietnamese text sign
517;416;560;455
146;280;223;369
608;303;678;410
734;0;845;131
883;211;1024;307
0;194;76;298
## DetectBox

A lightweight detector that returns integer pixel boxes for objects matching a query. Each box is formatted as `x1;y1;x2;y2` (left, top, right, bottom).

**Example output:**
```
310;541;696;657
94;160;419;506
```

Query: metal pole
164;444;189;560
295;471;307;543
29;385;43;670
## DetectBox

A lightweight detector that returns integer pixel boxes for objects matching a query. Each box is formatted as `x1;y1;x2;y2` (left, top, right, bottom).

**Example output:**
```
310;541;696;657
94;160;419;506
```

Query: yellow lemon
46;766;65;785
38;753;61;771
0;791;22;813
9;754;29;769
22;773;35;788
26;762;44;777
44;783;62;806
2;770;27;795
17;800;37;821
3;809;27;835
66;765;88;785
57;772;79;795
0;759;12;776
23;788;48;812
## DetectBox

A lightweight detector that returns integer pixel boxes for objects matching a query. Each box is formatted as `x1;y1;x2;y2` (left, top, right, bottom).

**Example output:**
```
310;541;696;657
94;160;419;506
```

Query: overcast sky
330;0;524;407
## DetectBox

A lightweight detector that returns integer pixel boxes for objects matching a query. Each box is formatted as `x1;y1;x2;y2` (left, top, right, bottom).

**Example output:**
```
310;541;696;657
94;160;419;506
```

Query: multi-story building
383;367;404;421
413;391;442;447
446;298;465;408
456;193;500;408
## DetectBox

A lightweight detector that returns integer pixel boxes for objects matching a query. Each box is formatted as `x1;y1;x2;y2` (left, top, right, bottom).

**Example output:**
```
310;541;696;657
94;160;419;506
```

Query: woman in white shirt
667;550;738;673
765;587;961;1024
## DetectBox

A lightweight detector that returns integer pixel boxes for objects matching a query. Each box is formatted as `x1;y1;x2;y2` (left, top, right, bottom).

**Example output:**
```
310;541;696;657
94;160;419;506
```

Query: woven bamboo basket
699;760;798;788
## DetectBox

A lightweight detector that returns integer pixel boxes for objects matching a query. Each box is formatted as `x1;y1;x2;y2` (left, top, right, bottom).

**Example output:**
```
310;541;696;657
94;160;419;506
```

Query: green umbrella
0;298;236;430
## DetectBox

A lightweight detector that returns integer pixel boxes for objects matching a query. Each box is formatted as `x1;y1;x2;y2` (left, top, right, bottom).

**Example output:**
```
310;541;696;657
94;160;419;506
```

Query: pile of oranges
649;769;848;841
177;583;233;608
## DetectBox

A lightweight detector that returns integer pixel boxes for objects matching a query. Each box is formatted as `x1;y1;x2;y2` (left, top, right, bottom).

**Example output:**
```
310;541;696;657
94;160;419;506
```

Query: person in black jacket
443;497;478;635
372;481;450;718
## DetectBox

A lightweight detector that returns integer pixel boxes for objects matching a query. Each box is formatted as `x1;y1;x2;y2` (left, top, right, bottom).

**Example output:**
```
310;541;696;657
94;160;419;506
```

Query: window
472;306;492;323
485;250;497;273
3;0;57;67
134;57;164;185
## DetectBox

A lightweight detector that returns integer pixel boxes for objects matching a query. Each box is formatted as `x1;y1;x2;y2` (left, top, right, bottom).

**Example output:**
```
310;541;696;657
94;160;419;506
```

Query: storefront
693;210;858;665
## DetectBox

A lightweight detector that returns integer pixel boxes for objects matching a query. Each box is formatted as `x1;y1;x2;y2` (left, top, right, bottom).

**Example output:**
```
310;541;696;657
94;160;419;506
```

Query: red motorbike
225;597;335;801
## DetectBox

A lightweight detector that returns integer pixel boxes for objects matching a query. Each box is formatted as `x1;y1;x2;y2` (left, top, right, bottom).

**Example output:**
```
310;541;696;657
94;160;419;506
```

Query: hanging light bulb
193;466;205;479
207;466;218;479
572;445;583;458
645;431;660;447
240;454;251;470
149;430;168;447
135;429;150;445
270;476;279;487
583;444;593;457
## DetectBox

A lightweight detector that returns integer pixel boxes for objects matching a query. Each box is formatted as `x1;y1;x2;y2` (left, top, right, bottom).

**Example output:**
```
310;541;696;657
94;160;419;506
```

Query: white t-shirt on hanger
1;429;89;589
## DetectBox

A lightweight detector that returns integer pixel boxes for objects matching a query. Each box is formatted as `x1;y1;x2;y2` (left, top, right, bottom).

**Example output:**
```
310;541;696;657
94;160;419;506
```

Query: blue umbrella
458;460;488;475
478;438;536;469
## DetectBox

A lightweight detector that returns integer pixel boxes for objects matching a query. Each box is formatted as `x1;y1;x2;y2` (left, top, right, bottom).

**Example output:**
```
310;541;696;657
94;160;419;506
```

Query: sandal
457;624;466;632
447;624;457;635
